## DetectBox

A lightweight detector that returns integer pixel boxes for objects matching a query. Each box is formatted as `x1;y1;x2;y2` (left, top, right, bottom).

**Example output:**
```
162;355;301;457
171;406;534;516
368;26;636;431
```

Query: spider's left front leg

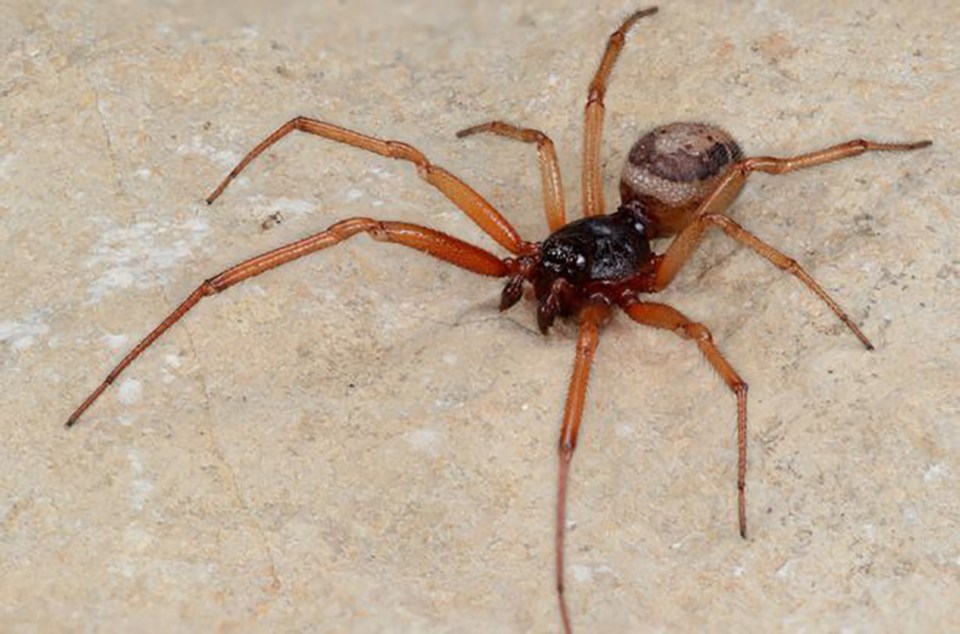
66;219;512;427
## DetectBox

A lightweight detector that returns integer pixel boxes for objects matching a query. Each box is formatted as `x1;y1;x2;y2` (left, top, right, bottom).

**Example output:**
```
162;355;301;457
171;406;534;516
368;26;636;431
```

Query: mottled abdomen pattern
620;122;742;238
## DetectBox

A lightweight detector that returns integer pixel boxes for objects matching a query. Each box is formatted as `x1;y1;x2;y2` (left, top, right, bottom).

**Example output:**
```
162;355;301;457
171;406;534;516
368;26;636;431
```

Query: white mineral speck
117;378;142;405
406;428;440;455
0;313;50;351
571;564;592;583
127;450;153;512
101;333;129;350
924;463;948;483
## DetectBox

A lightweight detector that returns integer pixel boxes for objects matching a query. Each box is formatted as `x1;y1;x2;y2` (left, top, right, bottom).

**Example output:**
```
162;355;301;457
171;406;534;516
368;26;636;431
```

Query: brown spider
66;7;931;632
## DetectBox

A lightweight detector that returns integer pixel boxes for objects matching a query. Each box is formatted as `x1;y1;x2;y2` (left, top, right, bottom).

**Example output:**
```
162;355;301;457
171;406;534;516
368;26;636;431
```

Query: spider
66;7;931;632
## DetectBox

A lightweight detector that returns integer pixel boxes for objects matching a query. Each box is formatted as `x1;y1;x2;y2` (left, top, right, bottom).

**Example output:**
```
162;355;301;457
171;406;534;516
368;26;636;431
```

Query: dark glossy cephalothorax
66;7;931;633
524;206;655;331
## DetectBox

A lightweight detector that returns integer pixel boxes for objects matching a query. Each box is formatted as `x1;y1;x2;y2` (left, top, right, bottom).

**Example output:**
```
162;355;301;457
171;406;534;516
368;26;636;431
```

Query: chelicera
66;7;931;632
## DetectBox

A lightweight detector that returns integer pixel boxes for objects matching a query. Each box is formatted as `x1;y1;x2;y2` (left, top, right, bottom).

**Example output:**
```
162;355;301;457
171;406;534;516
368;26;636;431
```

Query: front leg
65;219;512;427
206;116;532;255
554;303;607;634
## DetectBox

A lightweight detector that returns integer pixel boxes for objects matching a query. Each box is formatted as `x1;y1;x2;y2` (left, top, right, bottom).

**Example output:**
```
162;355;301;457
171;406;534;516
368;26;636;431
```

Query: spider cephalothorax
526;206;656;333
66;6;930;633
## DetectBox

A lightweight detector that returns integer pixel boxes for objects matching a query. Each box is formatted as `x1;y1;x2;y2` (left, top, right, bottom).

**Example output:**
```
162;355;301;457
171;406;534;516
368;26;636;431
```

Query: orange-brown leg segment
65;219;510;427
620;299;749;538
456;121;567;231
581;7;658;218
206;116;531;255
705;213;874;348
655;137;932;291
741;138;931;176
556;304;607;634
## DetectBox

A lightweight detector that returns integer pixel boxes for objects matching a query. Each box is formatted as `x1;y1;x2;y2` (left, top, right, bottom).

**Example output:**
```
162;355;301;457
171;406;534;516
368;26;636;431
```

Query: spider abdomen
620;122;743;238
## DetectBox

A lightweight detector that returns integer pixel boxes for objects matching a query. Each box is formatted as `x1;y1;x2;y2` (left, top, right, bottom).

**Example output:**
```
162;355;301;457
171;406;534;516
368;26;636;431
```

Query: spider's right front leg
65;218;511;427
206;116;534;256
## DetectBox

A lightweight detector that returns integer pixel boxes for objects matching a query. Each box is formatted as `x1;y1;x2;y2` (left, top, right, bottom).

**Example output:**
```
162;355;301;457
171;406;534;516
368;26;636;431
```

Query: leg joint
385;140;428;166
607;31;626;48
683;322;712;343
200;279;220;295
702;213;734;229
586;87;605;105
530;130;550;146
367;221;389;241
781;257;799;274
575;336;598;356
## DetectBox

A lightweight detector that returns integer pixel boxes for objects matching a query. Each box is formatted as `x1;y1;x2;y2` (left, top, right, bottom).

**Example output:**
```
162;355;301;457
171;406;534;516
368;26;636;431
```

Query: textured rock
2;1;957;631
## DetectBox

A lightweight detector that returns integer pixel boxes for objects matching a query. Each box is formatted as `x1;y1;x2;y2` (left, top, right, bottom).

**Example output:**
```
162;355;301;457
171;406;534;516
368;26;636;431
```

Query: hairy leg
620;298;749;538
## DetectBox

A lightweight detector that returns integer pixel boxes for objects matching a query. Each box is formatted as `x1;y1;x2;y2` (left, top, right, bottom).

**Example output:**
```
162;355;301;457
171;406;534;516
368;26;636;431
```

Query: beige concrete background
2;0;957;631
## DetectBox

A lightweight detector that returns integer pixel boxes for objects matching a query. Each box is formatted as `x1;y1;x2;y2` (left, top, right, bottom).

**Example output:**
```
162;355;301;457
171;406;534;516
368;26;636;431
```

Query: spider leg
739;138;931;176
206;116;533;255
652;138;932;344
456;121;566;231
619;298;749;538
65;219;511;427
708;213;874;348
555;303;607;634
581;7;658;218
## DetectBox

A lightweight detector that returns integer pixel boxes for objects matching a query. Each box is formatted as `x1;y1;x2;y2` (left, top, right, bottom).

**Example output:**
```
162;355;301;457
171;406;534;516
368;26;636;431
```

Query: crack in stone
177;293;284;614
89;79;126;201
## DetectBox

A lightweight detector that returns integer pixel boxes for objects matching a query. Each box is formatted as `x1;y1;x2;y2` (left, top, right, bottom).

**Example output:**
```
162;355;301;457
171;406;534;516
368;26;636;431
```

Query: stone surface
2;0;957;631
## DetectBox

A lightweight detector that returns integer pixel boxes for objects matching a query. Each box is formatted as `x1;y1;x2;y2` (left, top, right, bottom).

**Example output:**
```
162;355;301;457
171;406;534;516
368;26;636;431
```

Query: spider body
65;7;930;633
526;121;744;333
524;207;655;333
